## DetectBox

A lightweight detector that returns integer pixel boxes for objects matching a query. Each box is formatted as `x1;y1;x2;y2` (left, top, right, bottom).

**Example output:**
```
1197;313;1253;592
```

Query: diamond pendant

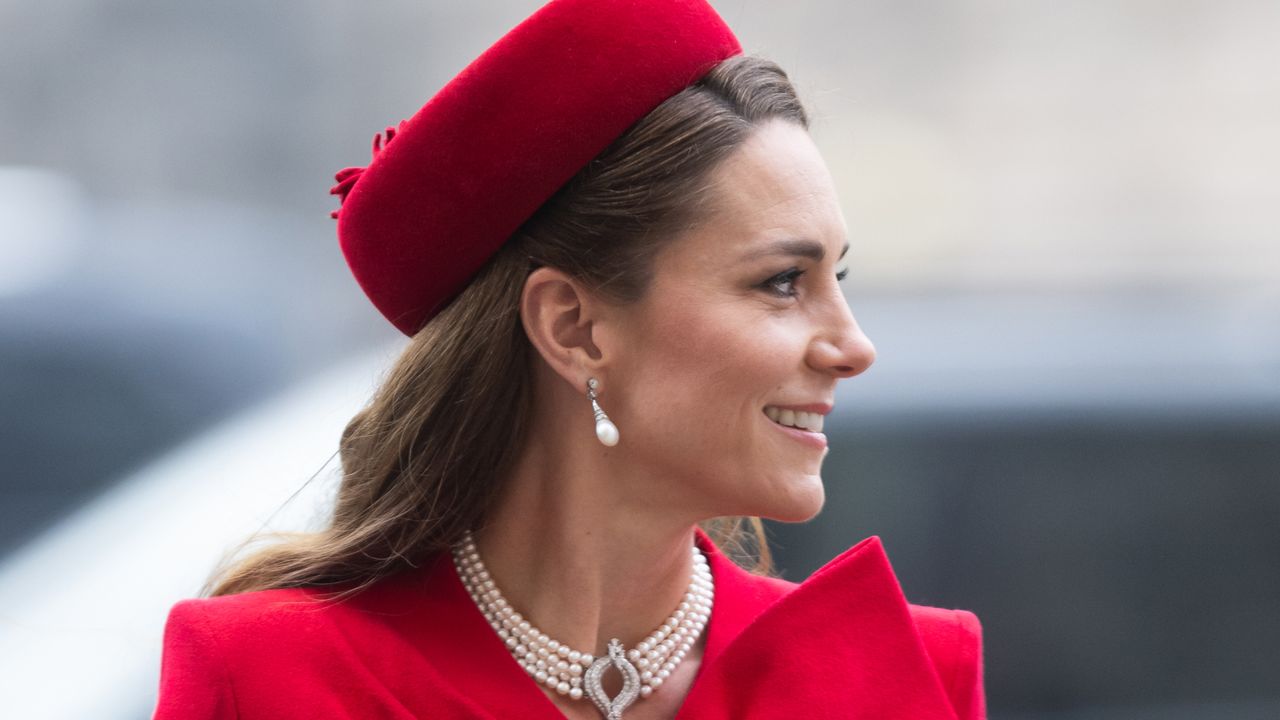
583;639;641;720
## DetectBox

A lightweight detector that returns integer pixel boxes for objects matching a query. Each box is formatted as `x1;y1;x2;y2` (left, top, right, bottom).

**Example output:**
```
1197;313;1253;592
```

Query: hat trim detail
329;121;408;220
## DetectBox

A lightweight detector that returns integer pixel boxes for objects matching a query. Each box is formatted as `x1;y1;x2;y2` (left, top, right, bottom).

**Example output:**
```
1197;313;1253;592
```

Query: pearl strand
451;531;714;704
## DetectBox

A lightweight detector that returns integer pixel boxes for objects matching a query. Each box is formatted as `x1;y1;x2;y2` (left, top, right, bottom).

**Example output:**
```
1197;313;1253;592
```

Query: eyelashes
763;266;850;298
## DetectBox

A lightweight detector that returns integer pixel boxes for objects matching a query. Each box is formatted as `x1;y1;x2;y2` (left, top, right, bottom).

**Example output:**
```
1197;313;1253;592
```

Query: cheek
623;300;794;454
637;301;774;400
613;301;825;519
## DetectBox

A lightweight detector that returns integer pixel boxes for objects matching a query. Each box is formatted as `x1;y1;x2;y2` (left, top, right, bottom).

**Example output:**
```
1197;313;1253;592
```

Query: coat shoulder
159;588;338;677
907;603;986;720
155;589;322;720
155;585;401;719
165;586;337;646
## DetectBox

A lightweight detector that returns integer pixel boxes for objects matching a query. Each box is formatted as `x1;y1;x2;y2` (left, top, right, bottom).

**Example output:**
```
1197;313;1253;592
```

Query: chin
758;475;826;523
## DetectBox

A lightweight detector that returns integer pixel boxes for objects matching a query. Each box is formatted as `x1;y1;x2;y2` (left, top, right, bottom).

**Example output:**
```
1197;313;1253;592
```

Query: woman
154;0;985;718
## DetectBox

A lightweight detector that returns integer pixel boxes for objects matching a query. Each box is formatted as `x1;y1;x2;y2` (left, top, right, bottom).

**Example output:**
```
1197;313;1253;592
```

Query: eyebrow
739;238;850;263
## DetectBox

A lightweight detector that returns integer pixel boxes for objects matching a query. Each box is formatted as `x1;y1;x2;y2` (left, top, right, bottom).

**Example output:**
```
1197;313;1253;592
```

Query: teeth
764;406;824;433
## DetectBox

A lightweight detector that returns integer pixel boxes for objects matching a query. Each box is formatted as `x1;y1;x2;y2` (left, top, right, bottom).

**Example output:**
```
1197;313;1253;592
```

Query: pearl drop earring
587;377;619;447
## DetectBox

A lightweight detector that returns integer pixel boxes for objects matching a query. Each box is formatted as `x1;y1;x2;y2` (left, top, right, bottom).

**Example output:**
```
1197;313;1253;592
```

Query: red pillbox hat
330;0;743;336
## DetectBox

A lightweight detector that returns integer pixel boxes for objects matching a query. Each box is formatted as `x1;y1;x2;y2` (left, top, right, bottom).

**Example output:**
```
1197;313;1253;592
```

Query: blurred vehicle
1;288;1277;719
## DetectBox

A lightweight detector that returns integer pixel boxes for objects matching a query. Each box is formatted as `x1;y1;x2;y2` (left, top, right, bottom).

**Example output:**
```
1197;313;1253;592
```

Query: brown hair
205;54;810;601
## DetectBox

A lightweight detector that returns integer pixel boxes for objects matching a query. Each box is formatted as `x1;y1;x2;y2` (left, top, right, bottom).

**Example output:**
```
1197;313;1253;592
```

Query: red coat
154;529;985;719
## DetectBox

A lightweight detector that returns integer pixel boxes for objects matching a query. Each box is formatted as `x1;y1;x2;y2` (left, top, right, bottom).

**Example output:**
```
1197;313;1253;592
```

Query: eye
763;268;805;298
762;266;851;298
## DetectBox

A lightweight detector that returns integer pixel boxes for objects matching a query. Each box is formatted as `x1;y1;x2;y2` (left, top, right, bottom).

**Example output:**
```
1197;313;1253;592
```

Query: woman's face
606;119;876;523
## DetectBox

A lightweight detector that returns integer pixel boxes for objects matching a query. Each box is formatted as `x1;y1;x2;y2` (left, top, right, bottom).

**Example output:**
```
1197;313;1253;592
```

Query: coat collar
384;528;959;719
676;528;959;718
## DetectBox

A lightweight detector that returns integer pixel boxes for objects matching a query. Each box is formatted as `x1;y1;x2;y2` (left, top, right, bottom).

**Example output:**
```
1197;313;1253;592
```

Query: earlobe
520;266;606;390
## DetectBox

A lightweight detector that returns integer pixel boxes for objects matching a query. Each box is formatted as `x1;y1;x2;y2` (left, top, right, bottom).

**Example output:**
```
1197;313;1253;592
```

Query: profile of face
602;118;877;524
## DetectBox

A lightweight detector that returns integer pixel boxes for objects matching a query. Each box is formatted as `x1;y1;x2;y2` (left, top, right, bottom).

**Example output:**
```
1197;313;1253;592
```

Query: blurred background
1;0;1277;717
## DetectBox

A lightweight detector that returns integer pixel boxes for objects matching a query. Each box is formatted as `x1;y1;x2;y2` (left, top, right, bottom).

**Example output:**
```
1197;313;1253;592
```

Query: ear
520;266;614;394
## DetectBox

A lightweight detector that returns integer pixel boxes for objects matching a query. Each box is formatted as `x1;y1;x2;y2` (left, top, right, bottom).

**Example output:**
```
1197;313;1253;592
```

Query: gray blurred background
2;1;1278;717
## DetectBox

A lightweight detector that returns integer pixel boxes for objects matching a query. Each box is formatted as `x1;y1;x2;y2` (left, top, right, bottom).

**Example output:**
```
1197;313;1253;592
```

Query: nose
807;287;876;378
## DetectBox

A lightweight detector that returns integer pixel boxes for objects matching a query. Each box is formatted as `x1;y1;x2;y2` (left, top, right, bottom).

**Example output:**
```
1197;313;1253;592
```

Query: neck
470;405;701;658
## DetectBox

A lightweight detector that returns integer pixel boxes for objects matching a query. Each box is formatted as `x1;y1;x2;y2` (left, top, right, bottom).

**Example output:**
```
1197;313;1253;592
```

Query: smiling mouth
763;406;824;433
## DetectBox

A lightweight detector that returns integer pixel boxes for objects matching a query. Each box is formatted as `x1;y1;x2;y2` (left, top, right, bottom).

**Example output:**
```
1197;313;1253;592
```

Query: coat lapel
677;529;960;719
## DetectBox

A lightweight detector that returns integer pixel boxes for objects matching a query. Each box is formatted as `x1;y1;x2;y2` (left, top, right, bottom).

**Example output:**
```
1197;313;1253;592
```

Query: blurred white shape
0;343;402;720
0;167;87;297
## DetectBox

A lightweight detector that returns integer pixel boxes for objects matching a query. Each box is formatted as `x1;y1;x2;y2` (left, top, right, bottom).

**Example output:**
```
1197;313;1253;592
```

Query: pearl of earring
587;377;619;447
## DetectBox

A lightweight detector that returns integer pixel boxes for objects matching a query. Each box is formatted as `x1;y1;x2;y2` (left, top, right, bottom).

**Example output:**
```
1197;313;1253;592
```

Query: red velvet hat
330;0;743;336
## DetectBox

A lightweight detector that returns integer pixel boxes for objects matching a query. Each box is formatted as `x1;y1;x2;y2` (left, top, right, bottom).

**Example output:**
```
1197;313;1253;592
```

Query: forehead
675;120;847;264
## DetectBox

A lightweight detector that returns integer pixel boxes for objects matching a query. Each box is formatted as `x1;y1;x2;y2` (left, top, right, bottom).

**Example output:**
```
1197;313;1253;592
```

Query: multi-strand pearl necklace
451;530;714;719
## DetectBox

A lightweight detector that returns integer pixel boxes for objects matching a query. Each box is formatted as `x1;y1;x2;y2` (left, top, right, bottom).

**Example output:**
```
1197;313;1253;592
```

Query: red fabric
153;529;985;718
331;0;742;336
